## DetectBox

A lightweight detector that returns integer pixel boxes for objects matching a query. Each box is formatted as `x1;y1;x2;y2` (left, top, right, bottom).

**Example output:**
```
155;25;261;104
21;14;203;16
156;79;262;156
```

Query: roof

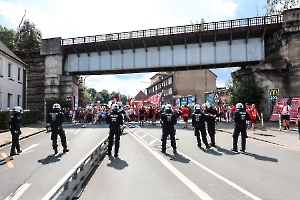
0;41;28;67
133;91;147;101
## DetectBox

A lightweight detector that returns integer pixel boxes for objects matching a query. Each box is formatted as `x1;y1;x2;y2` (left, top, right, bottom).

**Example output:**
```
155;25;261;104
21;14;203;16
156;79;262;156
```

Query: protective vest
194;113;204;125
235;111;247;129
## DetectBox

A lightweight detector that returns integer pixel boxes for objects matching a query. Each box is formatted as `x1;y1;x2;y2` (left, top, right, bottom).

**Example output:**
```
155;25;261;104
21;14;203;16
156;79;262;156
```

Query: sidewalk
214;121;300;151
0;121;46;148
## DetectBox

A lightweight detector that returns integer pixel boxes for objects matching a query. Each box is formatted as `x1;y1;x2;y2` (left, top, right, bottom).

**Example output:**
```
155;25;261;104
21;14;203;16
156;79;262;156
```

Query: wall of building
0;53;24;110
173;69;216;104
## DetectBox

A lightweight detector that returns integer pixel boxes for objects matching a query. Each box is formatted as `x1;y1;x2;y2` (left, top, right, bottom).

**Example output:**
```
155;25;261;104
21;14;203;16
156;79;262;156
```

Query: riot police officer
191;104;209;149
231;103;250;153
160;104;177;154
46;103;69;155
106;104;123;157
204;103;218;147
9;106;23;156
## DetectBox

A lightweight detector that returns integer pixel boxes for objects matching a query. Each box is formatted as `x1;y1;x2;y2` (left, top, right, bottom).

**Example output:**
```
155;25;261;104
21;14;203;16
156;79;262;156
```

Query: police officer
106;104;123;157
191;104;209;149
204;103;218;147
160;104;177;154
46;103;69;155
231;103;250;153
9;106;23;156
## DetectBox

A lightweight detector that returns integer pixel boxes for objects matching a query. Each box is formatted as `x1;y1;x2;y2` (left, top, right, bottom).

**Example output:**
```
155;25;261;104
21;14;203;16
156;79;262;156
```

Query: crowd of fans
59;102;258;126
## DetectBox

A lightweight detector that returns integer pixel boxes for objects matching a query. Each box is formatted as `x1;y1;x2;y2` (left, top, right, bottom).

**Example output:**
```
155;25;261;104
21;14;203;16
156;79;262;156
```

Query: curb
0;129;46;149
217;129;300;151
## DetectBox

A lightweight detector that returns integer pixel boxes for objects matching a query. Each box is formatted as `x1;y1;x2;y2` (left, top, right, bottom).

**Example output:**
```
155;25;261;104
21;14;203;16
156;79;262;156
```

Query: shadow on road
38;153;63;164
243;152;278;162
167;153;190;163
107;156;128;170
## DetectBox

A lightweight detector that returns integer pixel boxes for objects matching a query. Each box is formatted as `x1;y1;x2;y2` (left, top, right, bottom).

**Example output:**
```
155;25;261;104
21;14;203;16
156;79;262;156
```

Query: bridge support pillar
41;38;79;105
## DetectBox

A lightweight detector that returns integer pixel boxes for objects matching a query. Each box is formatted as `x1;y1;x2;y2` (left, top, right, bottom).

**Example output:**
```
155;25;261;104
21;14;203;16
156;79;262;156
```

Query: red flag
131;97;135;105
141;97;144;106
135;102;139;108
148;91;163;106
128;96;131;106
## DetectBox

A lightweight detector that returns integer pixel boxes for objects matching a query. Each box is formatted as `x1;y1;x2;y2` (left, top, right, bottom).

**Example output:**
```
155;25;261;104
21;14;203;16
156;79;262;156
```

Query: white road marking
179;151;262;200
148;140;156;145
135;128;262;200
140;134;147;138
23;144;39;153
74;130;80;135
5;183;31;200
129;130;213;200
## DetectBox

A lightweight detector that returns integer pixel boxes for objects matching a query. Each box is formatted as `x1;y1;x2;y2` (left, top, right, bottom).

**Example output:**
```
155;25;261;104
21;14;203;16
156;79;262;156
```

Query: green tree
16;19;42;52
228;75;264;111
265;0;300;15
0;25;17;50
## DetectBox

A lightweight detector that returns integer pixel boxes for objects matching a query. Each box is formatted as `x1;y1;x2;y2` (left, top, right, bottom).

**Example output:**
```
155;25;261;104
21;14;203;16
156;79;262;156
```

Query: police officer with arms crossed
204;103;218;147
160;104;177;154
231;103;250;153
9;106;23;156
46;103;69;155
106;104;124;157
191;104;209;149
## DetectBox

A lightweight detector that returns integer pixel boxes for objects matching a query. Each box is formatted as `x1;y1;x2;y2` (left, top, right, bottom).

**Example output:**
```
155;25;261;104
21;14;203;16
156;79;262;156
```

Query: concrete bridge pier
41;38;78;104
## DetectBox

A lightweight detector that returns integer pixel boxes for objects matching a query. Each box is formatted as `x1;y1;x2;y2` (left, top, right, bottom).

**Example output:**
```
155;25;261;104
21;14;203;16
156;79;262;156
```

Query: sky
0;0;267;97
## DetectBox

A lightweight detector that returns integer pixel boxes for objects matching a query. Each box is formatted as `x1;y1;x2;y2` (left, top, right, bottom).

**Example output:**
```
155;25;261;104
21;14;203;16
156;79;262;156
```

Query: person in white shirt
281;102;291;130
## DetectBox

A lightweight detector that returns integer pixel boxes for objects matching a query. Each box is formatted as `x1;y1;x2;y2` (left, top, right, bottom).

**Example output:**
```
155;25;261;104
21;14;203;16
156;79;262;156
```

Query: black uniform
232;109;250;152
106;110;123;157
205;106;218;147
46;110;68;154
192;110;209;148
160;110;177;153
9;111;22;156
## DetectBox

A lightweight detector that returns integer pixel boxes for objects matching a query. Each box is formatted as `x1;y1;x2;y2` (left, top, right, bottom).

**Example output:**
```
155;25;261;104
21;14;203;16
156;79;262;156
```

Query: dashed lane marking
74;130;80;135
1;153;14;168
148;140;156;145
4;183;31;200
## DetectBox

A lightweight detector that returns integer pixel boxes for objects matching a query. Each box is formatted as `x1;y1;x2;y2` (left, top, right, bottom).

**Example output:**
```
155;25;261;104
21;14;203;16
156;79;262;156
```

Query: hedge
0;110;40;129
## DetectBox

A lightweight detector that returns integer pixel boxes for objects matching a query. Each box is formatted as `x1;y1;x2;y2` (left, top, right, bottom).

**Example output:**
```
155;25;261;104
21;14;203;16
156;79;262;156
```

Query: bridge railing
61;15;282;46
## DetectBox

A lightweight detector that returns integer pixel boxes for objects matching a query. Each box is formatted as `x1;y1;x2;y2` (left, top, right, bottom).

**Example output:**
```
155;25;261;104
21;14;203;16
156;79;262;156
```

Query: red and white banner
148;91;163;106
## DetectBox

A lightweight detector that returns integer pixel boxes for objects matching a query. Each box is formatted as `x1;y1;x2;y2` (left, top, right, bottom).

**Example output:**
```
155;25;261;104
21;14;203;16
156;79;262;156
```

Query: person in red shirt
249;104;260;133
182;105;189;129
245;103;252;129
230;105;236;122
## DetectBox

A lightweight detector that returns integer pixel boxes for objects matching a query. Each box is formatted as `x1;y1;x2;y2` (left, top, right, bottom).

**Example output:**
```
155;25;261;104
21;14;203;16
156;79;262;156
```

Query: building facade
0;41;28;110
147;69;217;106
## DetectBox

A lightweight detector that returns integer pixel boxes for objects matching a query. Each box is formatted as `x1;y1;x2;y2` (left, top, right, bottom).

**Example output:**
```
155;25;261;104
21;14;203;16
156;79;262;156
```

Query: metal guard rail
61;15;283;46
42;137;109;200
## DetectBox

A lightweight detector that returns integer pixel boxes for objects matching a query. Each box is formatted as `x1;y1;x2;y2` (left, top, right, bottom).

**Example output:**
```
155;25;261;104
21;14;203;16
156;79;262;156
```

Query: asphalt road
80;122;300;200
0;123;109;200
1;122;300;200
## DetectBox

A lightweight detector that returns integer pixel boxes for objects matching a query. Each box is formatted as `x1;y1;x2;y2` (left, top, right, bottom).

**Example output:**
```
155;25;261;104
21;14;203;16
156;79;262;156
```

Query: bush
21;110;40;125
0;111;11;129
0;110;40;129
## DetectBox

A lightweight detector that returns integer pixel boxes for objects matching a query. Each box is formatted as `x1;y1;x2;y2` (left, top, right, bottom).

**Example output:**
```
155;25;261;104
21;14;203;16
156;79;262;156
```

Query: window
169;88;172;95
0;92;2;110
0;57;3;76
18;68;22;82
168;77;172;85
8;93;13;109
8;63;11;78
18;95;21;106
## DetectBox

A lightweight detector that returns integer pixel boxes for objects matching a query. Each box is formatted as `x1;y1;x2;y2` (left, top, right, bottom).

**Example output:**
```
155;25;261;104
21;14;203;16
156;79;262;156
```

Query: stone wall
14;50;46;112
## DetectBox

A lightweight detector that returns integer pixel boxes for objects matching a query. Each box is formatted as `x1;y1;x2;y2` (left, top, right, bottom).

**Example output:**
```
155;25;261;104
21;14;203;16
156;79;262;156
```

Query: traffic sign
269;88;279;100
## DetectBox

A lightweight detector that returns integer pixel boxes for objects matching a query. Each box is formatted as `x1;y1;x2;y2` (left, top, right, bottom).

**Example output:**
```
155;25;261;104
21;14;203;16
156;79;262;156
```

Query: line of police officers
8;101;249;157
